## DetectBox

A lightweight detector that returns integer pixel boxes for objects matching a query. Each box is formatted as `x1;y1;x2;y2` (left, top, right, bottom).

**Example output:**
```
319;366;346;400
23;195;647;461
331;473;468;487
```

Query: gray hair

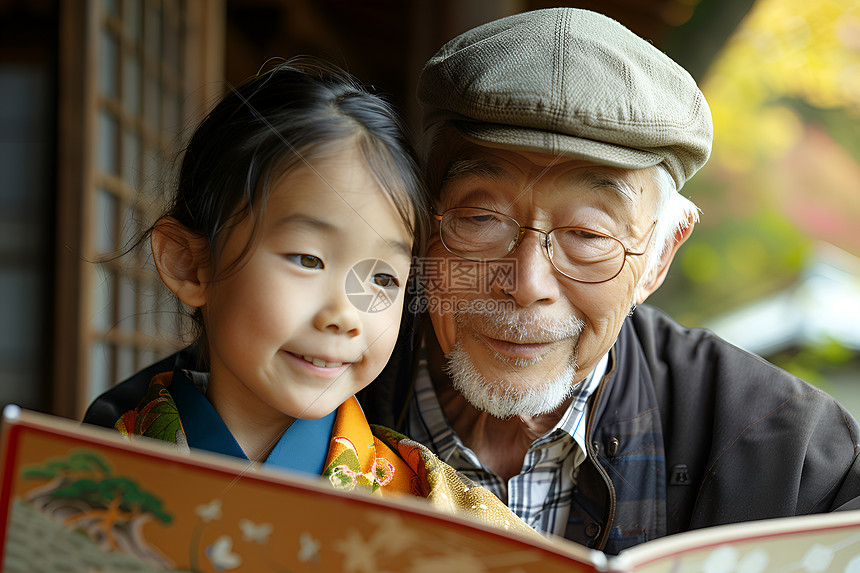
636;164;699;299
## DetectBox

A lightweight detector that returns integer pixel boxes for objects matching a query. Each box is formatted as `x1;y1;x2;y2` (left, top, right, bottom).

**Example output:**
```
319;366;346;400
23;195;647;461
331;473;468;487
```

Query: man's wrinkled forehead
438;147;643;208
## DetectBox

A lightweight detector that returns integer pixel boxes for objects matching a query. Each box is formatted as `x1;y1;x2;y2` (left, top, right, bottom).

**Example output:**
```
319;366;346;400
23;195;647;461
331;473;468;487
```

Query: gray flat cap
418;8;713;191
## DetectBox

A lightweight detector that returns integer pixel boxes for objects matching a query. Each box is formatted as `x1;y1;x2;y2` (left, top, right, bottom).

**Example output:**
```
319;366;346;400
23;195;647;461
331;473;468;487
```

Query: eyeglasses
434;207;657;284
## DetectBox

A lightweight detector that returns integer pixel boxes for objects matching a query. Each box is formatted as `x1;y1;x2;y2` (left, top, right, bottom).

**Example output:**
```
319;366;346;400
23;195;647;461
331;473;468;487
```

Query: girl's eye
286;254;324;270
372;273;399;288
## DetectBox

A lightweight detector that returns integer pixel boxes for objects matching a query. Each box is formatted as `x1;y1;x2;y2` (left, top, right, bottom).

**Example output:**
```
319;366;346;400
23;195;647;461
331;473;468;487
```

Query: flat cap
418;8;713;191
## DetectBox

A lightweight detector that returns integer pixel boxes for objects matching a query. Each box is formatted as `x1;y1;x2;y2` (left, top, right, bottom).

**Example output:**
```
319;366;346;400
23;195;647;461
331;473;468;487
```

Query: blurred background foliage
651;0;860;396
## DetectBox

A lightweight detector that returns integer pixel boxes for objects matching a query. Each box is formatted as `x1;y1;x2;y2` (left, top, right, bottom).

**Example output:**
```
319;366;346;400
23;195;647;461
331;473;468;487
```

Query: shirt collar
170;369;335;476
567;351;608;456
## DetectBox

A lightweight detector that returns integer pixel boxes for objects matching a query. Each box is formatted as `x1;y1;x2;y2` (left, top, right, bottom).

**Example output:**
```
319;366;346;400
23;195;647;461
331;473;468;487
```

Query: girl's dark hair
158;57;431;366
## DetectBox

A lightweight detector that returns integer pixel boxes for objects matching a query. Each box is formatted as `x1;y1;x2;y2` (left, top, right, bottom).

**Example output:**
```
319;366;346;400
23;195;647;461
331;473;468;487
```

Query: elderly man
86;8;860;555
363;7;860;553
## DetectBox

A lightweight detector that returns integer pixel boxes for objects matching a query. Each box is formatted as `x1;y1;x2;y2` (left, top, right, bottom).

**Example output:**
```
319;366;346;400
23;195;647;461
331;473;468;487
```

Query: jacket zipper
585;348;617;551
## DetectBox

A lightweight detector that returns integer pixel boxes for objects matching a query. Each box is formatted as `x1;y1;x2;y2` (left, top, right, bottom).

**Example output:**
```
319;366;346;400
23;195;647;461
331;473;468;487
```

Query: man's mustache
453;301;585;344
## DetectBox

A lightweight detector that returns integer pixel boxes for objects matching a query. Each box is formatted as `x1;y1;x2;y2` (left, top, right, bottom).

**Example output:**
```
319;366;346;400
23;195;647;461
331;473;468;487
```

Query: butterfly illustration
205;535;242;570
298;532;321;563
239;519;273;544
195;499;223;523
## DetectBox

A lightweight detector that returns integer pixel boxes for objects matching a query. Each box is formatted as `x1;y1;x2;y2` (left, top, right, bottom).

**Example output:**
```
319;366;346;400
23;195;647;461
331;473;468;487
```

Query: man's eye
372;273;399;288
573;229;602;239
286;254;324;269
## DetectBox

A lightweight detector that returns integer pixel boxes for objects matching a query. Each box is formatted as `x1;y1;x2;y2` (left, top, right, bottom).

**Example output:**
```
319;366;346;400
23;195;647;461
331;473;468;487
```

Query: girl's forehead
267;157;384;206
265;158;410;233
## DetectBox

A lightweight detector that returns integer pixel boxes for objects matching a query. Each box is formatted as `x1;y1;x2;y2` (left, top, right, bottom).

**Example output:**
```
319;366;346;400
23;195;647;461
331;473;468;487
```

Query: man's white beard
443;306;585;419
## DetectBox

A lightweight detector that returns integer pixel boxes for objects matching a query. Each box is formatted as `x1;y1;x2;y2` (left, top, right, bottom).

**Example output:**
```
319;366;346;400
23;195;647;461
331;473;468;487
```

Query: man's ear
151;217;211;308
635;214;696;305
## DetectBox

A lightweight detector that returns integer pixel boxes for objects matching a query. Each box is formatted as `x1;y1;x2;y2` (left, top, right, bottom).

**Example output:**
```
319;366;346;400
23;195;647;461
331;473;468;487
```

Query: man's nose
501;230;561;307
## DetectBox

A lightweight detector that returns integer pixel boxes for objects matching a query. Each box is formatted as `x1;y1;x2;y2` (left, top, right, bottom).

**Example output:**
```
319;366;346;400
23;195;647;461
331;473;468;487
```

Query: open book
2;405;860;573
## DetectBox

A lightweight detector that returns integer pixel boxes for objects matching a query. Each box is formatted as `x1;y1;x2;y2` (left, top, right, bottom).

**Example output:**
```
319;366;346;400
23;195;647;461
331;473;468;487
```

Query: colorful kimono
115;370;539;538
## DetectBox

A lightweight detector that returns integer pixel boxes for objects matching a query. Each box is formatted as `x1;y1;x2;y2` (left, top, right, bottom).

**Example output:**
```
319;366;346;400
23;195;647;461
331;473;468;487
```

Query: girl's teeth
302;355;343;368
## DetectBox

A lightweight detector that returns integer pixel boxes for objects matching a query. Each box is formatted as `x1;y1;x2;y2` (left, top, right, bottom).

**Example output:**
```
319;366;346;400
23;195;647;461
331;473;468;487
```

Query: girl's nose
313;290;362;336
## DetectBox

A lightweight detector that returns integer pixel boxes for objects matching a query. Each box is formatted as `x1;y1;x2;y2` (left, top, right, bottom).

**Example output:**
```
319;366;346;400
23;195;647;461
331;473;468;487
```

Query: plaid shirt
406;348;608;537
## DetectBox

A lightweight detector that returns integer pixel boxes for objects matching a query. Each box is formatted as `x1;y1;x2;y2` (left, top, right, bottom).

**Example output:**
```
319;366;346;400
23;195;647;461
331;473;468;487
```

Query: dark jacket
83;305;860;554
570;305;860;553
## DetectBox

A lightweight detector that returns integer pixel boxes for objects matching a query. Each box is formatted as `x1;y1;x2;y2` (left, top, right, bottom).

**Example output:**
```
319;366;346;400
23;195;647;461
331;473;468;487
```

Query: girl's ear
151;217;211;308
635;214;696;305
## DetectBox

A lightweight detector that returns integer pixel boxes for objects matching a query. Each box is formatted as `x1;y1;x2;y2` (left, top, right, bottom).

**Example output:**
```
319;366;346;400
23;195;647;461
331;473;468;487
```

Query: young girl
110;58;537;536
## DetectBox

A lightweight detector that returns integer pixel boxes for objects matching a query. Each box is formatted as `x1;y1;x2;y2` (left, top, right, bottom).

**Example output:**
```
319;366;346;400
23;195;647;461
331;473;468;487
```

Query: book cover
3;404;860;572
0;405;601;572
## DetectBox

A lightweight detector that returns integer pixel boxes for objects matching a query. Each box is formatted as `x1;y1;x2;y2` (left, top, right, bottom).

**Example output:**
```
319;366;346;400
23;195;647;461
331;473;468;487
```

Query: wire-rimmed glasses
435;207;657;284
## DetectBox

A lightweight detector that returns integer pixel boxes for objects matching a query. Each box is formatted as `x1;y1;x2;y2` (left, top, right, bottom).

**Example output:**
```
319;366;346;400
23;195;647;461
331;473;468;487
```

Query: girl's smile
288;352;349;369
